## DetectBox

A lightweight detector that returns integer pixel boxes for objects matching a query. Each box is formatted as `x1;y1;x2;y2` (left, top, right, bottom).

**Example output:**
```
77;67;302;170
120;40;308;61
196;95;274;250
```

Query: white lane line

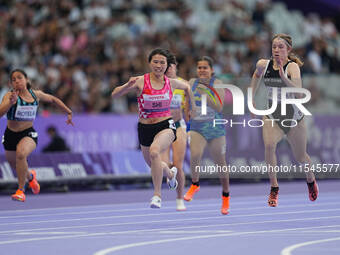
1;222;340;247
0;192;338;215
0;203;219;219
1;213;340;239
93;225;340;255
14;231;88;235
0;233;105;245
2;207;340;227
1;200;339;220
0;197;231;214
281;237;340;255
159;230;233;234
301;230;340;233
0;201;259;219
0;199;276;215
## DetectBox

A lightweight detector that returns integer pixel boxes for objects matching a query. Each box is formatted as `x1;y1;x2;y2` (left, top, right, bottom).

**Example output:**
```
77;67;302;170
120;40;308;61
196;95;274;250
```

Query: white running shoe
150;195;161;208
176;198;186;211
167;167;178;190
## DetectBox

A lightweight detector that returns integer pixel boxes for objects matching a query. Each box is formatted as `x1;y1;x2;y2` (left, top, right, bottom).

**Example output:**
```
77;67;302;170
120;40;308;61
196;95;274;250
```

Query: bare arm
280;62;302;88
183;94;190;122
209;84;224;112
170;78;190;92
111;77;141;98
0;91;18;117
34;90;74;126
180;79;191;122
250;59;268;99
170;78;191;120
188;78;198;119
214;87;225;112
195;78;224;112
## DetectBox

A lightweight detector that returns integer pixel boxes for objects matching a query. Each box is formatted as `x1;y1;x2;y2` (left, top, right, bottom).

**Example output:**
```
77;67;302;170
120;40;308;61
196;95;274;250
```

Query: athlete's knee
190;151;202;163
149;146;161;161
16;150;27;161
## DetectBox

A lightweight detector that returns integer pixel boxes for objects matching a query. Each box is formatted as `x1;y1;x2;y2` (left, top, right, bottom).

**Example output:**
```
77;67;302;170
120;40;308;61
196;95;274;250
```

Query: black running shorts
138;118;177;147
266;100;304;134
2;127;38;151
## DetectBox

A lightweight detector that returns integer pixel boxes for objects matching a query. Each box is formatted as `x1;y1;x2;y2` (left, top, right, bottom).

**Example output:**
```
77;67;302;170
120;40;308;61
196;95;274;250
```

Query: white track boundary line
1;200;339;220
2;207;340;227
1;213;340;237
0;191;338;214
93;225;340;255
0;222;339;247
281;237;340;255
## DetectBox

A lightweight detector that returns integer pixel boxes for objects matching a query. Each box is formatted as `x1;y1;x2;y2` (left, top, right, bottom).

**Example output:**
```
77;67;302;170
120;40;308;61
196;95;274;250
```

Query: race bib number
15;105;38;121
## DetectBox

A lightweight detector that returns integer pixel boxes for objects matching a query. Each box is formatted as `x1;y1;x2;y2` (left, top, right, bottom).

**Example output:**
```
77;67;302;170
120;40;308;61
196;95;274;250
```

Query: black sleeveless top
7;89;39;121
263;59;292;88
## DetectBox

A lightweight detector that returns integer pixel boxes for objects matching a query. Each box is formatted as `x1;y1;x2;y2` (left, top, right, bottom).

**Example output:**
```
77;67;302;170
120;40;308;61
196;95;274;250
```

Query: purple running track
0;180;339;255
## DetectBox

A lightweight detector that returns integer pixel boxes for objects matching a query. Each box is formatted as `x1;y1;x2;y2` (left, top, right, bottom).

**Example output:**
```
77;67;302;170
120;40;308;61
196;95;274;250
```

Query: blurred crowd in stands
0;0;339;114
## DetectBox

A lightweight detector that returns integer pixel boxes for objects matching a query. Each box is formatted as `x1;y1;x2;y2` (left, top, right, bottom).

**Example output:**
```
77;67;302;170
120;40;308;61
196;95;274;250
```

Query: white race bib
15;105;38;121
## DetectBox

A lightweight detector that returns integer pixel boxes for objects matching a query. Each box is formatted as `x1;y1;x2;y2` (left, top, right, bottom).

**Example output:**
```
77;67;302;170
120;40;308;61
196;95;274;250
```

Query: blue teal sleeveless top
7;89;38;121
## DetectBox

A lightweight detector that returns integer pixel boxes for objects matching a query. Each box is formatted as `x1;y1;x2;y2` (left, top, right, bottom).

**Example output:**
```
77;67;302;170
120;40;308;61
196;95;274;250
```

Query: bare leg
208;136;229;193
262;116;285;187
287;119;315;182
141;129;175;197
5;151;16;171
13;137;36;190
172;127;187;199
161;146;171;167
189;131;207;183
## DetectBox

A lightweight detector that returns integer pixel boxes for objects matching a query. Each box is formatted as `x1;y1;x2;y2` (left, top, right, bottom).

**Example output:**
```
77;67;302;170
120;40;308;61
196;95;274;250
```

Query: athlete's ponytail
166;51;177;73
288;52;304;67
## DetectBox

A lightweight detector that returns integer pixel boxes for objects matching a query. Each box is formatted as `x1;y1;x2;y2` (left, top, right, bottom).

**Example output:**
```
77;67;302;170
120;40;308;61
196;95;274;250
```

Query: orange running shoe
307;180;319;201
11;189;26;202
184;184;200;201
28;170;40;195
221;196;230;215
268;187;279;207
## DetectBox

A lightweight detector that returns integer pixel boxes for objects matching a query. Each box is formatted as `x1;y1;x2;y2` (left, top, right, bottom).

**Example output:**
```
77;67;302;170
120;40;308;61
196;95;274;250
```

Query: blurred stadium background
0;0;339;192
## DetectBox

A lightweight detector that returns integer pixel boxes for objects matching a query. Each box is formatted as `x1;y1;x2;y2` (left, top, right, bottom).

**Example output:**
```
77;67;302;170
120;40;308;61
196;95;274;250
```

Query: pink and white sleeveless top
137;73;173;119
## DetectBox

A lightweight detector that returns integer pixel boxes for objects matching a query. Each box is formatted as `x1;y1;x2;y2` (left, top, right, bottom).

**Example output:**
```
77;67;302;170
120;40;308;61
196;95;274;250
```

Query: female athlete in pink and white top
112;48;190;208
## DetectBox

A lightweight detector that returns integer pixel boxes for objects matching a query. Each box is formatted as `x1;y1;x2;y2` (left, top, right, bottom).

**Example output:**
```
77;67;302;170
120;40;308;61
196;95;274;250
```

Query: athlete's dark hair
165;51;178;73
197;56;214;69
148;48;169;63
167;53;177;66
10;69;31;89
197;56;215;77
148;48;177;74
